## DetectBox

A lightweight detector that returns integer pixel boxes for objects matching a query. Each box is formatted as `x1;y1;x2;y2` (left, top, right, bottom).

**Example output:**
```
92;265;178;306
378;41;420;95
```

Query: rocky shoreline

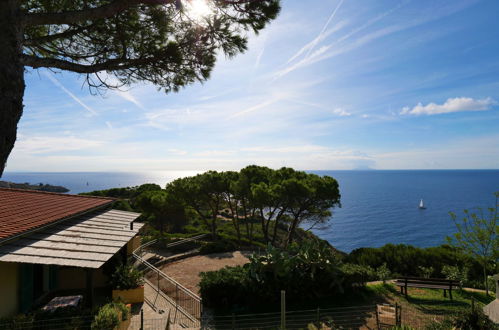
0;181;69;193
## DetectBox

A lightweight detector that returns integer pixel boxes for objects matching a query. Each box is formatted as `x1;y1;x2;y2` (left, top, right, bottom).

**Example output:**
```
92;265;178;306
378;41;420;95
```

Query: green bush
199;266;251;309
418;266;434;278
441;265;468;288
376;263;391;283
340;263;375;287
200;240;346;311
345;244;488;282
452;307;499;329
110;263;144;290
91;302;129;330
199;240;237;254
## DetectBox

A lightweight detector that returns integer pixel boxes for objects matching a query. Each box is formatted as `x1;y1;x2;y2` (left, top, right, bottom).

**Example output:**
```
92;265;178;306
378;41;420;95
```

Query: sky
6;0;499;172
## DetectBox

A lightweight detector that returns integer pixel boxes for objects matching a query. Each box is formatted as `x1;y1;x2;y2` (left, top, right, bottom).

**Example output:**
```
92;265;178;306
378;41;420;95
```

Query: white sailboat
419;199;426;209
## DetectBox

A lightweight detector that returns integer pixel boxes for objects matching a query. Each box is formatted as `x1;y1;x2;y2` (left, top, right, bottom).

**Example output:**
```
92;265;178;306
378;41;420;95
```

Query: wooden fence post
395;303;400;326
280;290;286;330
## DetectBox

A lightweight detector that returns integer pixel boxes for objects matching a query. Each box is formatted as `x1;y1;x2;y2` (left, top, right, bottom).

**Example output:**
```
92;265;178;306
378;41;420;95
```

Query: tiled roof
0;188;114;242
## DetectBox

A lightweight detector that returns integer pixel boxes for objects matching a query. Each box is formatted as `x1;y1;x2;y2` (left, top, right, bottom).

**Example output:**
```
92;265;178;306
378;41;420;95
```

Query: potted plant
110;263;145;304
91;302;131;330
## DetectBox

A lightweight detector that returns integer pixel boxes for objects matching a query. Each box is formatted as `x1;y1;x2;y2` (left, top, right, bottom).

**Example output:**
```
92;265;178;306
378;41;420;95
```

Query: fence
200;300;479;329
0;301;479;329
0;315;94;330
133;234;208;327
202;305;379;329
0;315;170;330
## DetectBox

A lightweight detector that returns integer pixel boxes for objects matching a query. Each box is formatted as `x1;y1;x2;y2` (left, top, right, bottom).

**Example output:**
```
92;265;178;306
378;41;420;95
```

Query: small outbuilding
0;188;143;317
483;273;499;324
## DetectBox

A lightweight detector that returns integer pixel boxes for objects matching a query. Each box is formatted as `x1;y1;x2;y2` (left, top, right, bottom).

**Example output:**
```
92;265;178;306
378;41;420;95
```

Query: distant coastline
0;180;69;193
1;170;497;252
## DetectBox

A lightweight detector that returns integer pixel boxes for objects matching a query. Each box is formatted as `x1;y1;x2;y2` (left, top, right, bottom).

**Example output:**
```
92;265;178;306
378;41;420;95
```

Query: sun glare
184;0;213;22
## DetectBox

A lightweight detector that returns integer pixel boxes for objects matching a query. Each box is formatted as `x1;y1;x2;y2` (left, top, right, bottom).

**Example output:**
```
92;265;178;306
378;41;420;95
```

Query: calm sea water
2;170;498;252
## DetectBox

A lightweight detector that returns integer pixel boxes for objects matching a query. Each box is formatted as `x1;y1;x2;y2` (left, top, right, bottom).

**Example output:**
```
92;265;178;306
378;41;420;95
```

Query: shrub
199;240;237;254
341;263;375;287
418;266;434;278
200;240;345;311
110;263;144;290
345;244;486;282
199;266;251;309
91;302;129;330
376;263;391;283
452;307;499;329
441;265;468;288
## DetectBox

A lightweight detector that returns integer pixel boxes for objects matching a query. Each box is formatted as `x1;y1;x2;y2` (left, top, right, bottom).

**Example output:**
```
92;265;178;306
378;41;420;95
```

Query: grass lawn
367;283;495;311
297;283;496;329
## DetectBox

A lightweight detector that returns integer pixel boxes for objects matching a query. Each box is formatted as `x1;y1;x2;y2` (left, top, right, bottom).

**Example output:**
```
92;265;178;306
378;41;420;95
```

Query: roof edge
0;202;114;246
0;187;115;201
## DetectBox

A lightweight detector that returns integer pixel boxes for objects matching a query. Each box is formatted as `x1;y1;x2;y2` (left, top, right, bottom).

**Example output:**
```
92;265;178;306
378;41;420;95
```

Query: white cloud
44;73;98;116
14;135;103;155
168;148;188;155
401;97;497;115
105;121;113;130
114;90;146;110
273;0;477;80
333;108;351;116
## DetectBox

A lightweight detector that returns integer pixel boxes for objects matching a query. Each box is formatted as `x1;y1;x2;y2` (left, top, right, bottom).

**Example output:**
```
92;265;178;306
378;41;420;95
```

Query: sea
2;170;498;253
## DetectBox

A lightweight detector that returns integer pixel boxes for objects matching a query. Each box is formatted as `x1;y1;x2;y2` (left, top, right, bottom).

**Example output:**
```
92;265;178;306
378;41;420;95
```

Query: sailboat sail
419;199;425;209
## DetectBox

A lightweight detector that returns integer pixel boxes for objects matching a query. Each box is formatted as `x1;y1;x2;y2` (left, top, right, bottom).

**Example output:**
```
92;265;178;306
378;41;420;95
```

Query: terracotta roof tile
0;188;113;242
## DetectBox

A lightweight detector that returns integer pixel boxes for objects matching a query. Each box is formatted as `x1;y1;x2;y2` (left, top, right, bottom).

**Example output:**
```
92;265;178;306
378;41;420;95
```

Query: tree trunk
0;0;25;177
285;216;299;248
483;263;489;296
210;214;218;239
271;209;285;246
228;198;241;243
260;208;269;243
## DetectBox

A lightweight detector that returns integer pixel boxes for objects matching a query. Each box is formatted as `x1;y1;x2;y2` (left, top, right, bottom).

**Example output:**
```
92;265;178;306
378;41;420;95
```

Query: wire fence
0;315;94;330
200;300;479;329
202;305;380;329
0;300;478;330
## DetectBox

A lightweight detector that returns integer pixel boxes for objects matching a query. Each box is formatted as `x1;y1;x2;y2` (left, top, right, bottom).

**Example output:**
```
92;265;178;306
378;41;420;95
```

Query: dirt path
159;251;252;295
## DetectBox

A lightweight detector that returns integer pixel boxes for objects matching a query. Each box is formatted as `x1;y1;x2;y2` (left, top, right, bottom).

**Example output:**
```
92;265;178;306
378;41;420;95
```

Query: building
484;274;499;324
0;188;143;317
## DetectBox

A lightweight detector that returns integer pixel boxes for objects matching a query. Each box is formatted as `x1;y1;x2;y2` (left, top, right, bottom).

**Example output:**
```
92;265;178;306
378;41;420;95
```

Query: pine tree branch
23;0;268;26
23;0;175;26
24;26;91;46
21;54;151;73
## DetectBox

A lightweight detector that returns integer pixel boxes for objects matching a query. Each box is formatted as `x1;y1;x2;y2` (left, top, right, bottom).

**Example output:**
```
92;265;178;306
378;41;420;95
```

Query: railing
132;234;208;326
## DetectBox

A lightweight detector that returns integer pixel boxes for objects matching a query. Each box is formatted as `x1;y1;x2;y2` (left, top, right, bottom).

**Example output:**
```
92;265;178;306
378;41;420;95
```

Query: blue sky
6;0;499;172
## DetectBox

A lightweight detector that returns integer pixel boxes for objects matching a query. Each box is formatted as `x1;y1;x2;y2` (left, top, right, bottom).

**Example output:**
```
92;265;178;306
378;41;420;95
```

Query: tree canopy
0;0;280;175
446;192;499;295
167;165;341;246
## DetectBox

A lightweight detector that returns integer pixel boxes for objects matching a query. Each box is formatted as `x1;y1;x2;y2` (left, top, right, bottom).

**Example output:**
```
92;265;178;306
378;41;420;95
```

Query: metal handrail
144;278;199;325
132;233;207;323
133;250;201;301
